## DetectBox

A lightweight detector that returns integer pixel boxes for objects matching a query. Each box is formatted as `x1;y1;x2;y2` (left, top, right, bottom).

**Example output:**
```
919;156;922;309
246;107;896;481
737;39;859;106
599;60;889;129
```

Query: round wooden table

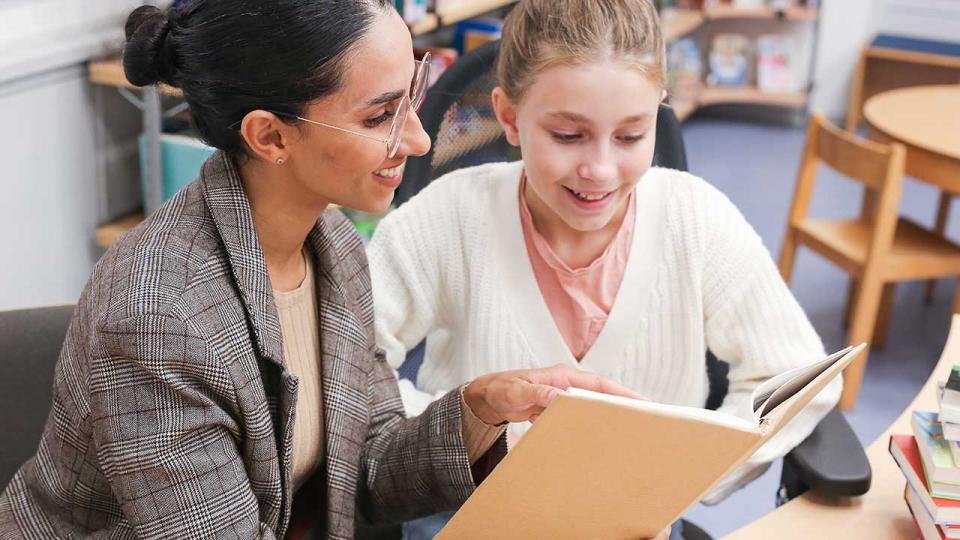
863;84;960;195
864;84;960;304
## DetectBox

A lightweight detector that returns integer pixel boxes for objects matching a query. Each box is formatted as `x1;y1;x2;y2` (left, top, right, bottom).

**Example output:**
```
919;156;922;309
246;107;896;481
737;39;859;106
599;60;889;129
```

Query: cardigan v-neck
493;162;665;372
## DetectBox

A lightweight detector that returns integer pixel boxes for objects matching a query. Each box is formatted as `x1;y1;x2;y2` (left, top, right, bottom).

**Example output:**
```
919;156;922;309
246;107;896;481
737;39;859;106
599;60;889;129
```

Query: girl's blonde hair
497;0;666;102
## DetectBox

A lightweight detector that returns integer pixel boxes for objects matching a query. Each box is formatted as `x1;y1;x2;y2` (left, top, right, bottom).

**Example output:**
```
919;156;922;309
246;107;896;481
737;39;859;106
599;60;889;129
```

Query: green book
913;410;960;500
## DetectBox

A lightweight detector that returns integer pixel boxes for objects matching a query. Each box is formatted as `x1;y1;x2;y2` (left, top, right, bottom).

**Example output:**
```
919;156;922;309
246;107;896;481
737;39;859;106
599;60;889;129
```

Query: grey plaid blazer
0;152;502;539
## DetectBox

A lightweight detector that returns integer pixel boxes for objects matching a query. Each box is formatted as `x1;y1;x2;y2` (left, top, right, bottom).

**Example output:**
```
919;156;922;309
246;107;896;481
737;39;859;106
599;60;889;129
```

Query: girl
368;0;841;534
0;1;638;538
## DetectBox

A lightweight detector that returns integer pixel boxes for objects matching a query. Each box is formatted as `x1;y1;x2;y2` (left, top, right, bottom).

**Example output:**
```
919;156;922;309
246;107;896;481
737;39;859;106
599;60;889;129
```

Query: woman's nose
397;109;431;158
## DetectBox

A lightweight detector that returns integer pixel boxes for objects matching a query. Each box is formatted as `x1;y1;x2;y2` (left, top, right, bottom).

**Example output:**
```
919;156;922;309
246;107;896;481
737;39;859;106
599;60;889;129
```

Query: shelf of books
703;5;818;21
435;0;516;26
698;86;808;108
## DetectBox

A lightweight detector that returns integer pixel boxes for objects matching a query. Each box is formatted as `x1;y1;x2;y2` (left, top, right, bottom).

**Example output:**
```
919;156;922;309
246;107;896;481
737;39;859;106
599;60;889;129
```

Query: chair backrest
0;304;74;488
788;113;906;255
397;39;689;206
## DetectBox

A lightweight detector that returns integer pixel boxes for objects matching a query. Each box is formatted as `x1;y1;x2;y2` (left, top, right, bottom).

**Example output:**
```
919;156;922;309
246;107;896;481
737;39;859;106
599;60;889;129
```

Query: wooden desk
863;85;960;196
725;315;960;539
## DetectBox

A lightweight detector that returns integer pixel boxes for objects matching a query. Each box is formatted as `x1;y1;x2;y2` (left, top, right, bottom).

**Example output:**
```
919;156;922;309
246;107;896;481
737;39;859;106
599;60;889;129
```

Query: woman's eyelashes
364;106;396;128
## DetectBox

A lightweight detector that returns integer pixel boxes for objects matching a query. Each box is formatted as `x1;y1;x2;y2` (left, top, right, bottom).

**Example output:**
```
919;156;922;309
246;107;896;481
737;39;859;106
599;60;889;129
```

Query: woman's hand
463;364;642;425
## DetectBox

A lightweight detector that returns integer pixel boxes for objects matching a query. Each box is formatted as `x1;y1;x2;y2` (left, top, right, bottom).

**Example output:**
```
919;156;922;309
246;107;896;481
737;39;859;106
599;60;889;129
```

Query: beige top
274;252;325;491
275;251;502;492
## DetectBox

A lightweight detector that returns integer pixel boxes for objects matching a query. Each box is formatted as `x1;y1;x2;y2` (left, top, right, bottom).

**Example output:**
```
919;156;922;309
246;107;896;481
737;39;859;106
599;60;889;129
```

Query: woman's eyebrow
364;89;405;108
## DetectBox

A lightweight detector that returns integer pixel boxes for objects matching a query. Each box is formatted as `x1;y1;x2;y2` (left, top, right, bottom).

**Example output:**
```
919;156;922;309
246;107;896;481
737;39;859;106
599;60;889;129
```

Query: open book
438;344;865;539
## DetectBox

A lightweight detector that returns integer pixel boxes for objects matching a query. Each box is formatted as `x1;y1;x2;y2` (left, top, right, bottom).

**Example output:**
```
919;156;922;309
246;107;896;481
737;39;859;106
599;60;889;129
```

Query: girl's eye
551;132;582;143
364;108;395;128
617;133;646;144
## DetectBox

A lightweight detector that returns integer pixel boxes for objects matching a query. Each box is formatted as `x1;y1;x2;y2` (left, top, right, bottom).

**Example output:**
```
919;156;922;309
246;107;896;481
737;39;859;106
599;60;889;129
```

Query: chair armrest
781;408;872;498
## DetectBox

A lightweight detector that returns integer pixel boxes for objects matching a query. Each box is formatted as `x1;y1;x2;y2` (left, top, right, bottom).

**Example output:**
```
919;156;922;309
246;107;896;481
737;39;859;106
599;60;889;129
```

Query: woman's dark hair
123;0;392;157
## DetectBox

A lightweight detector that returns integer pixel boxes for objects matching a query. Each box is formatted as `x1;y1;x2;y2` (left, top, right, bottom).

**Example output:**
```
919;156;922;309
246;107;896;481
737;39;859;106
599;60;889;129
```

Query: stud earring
276;158;286;165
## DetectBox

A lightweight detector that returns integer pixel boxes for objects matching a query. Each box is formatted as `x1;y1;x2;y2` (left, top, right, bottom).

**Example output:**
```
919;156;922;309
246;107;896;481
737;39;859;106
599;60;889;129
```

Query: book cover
438;345;862;539
708;34;751;87
890;434;960;524
913;411;960;498
947;366;960;394
757;34;795;93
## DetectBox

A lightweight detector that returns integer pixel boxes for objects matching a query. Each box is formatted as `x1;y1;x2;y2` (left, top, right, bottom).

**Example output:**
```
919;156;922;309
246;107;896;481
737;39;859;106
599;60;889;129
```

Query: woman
0;1;640;538
369;0;841;535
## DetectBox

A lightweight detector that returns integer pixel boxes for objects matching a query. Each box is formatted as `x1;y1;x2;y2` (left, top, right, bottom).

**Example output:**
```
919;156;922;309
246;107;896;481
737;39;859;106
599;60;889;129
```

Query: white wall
809;0;881;121
0;0;144;310
1;68;102;309
810;0;960;122
876;0;960;42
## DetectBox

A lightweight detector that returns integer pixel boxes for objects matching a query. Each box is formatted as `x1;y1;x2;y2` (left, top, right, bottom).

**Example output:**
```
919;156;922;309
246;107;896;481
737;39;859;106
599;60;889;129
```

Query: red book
890;434;960;524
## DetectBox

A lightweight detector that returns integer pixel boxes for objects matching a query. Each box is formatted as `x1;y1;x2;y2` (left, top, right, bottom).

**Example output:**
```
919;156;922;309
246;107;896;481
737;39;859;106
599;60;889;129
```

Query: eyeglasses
267;52;431;159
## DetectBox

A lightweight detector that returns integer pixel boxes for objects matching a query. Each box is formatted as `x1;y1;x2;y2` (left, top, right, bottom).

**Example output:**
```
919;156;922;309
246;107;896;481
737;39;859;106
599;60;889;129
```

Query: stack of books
890;366;960;539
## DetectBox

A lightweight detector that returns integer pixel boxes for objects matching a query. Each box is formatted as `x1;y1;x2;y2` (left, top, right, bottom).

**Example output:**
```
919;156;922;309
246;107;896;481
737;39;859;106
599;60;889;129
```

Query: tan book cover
438;344;865;539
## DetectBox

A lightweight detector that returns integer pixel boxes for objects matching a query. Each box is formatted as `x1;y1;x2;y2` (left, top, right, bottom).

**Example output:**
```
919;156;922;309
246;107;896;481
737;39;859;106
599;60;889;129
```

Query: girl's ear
492;87;521;147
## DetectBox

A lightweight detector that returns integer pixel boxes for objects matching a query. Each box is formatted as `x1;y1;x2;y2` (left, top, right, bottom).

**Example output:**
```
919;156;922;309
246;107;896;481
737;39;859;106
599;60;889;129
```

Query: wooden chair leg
925;193;952;303
844;278;859;329
953;279;960;315
779;228;800;285
840;273;885;410
872;283;896;349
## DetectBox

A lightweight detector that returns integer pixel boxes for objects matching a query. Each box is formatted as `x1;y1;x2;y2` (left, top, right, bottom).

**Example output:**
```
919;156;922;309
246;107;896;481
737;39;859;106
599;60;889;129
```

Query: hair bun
122;5;172;87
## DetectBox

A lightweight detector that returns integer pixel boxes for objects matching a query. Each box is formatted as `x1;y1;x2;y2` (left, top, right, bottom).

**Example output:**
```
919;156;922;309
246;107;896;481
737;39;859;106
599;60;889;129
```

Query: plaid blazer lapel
199;152;285;367
307;215;373;537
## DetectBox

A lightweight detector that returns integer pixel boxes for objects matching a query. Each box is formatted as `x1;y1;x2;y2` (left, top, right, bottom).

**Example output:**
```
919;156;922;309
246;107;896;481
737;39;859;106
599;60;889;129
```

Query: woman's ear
240;110;296;164
492;87;521;147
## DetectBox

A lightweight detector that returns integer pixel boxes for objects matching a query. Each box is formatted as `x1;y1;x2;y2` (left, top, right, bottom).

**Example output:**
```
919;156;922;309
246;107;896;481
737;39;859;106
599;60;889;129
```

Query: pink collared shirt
518;177;636;361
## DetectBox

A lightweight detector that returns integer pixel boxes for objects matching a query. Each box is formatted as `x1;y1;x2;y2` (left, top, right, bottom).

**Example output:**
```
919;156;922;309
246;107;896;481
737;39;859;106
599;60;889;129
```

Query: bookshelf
664;2;820;120
703;5;818;21
92;1;819;246
436;0;517;25
698;86;808;108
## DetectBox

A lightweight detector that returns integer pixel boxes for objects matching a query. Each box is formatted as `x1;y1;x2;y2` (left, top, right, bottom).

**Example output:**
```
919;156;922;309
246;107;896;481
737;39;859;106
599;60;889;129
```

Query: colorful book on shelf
891;434;960;524
667;37;702;103
707;34;751;87
914;411;960;499
757;34;796;93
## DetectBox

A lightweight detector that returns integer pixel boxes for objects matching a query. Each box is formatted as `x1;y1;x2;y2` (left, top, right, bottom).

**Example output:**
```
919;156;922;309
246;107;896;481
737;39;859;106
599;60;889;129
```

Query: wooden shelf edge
410;13;440;36
698;86;808;108
89;58;182;97
703;5;818;21
662;8;706;43
96;212;144;249
437;0;517;26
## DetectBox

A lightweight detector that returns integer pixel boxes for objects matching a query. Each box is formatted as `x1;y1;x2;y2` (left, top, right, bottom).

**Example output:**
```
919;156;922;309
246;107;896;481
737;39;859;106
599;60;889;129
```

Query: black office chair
394;39;871;540
0;305;75;489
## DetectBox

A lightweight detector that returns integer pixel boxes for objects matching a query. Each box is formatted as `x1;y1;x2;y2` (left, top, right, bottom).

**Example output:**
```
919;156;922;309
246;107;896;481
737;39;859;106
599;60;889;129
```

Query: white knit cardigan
367;161;841;503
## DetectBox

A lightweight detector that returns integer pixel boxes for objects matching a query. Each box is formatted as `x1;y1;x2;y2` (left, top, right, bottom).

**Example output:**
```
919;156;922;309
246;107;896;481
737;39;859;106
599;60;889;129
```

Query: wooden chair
846;35;960;306
779;114;960;410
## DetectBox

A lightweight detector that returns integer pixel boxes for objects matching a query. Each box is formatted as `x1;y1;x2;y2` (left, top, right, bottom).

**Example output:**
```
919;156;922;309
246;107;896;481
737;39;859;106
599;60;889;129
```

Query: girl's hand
463;364;641;425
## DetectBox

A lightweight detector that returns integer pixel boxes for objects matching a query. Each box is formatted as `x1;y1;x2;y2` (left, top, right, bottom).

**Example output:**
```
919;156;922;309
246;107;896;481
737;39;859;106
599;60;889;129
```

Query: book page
756;346;853;419
566;387;757;432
